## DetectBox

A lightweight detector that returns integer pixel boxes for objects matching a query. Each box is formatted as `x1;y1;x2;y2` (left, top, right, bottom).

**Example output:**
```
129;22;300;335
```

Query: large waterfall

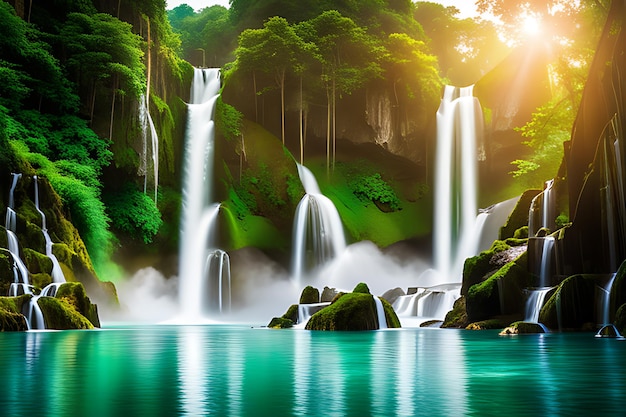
178;68;231;320
395;85;485;324
291;163;346;284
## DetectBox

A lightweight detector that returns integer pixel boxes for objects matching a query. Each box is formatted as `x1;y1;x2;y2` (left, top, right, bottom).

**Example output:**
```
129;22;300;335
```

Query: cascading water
178;68;230;320
138;94;160;203
33;176;66;284
524;288;552;323
395;85;484;324
4;173;47;329
598;273;617;326
373;296;387;329
291;163;346;283
529;180;555;237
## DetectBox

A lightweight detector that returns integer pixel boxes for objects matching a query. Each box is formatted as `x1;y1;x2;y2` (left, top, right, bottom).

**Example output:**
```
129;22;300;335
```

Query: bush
350;173;400;211
104;183;163;244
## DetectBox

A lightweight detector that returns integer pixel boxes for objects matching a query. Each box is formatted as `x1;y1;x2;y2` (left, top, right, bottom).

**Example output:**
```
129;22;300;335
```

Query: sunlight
522;13;542;36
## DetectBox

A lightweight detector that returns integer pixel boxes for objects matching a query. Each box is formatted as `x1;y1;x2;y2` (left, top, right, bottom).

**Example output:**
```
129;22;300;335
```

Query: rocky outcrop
499;321;547;335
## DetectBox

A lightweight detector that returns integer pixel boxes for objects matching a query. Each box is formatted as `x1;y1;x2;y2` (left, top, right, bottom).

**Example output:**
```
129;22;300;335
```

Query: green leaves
104;183;163;244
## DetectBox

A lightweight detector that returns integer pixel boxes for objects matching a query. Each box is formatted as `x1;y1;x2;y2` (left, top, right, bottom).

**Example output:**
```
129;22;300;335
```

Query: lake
1;324;624;416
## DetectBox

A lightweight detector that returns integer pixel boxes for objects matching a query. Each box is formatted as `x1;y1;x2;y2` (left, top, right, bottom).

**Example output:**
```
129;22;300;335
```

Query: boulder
267;317;293;329
499;321;547;335
539;274;596;330
466;319;509;330
37;297;94;330
442;296;468;328
321;286;339;302
299;286;320;304
0;295;29;331
614;303;626;335
381;287;405;305
499;189;541;240
56;282;100;327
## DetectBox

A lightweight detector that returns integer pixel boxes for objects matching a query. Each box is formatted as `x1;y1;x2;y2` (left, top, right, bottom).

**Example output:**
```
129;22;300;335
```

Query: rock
306;292;401;331
267;317;293;329
381;287;405;305
37;297;94;330
22;248;52;275
321;286;339;302
539;274;596;330
499;190;541;240
610;260;626;314
0;295;29;331
282;304;298;323
462;240;512;296
442;296;468;328
420;320;442;328
466;319;508;330
56;282;100;327
352;282;371;294
466;252;530;322
614;303;626;335
299;286;320;304
499;321;546;335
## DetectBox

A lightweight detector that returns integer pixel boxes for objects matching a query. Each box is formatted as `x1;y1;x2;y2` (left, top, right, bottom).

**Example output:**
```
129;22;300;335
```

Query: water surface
1;325;624;416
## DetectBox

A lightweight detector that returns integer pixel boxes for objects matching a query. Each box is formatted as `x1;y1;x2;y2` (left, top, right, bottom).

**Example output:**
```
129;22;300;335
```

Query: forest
0;0;612;289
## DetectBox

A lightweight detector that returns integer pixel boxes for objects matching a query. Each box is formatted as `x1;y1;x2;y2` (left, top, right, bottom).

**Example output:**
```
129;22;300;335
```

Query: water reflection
1;327;626;416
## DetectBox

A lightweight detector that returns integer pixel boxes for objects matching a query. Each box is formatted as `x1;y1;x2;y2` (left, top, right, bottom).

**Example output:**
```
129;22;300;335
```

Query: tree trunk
27;0;32;23
332;75;336;171
279;69;285;145
253;71;258;122
109;76;118;141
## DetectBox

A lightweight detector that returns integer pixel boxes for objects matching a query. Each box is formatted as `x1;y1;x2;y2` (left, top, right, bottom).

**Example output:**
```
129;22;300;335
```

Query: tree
298;10;383;171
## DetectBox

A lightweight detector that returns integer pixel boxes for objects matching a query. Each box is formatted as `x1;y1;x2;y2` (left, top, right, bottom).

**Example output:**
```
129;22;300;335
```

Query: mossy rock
299;286;320;304
0;249;13;294
499;321;547;335
466;253;530;322
0;295;29;331
305;293;400;331
381;297;401;328
321;286;340;302
56;282;100;328
499;189;540;240
37;297;94;330
461;240;511;296
282;304;299;323
466;319;509;330
614;303;626;335
22;248;52;275
442;296;468;328
539;274;596;330
513;226;529;239
31;273;52;291
353;282;371;294
267;317;294;329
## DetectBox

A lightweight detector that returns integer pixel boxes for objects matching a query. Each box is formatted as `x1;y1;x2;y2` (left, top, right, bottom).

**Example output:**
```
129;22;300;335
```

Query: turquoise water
1;325;625;416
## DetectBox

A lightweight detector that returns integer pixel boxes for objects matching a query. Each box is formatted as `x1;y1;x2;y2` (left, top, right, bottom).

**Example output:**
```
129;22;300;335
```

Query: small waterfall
178;68;231;320
598;273;617;325
373;296;387;329
529;179;554;237
33;176;66;283
524;287;552;323
393;284;461;324
291;163;346;283
204;249;231;314
138;94;160;203
296;302;330;327
5;173;29;286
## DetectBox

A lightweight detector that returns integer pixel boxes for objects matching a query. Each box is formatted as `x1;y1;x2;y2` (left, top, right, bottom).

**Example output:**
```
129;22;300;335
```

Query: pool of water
1;325;624;416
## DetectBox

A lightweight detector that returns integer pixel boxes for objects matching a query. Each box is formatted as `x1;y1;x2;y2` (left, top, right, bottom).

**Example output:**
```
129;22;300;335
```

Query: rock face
299;286;320;304
539;275;597;331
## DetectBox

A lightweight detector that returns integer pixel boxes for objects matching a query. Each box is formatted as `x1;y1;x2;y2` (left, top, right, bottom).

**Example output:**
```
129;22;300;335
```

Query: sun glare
522;14;542;36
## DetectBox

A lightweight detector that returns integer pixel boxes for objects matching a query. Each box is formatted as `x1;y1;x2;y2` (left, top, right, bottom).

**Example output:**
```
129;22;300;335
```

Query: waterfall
291;163;346;283
524;287;552;324
529;179;554;237
434;85;483;282
138;94;160;203
33;176;66;283
598;273;617;325
178;68;230;320
373;296;387;329
395;85;484;325
295;302;330;327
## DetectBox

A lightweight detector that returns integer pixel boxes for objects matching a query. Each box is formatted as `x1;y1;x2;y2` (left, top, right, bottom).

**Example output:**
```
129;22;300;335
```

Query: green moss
353;282;371;294
513;226;529;239
540;274;596;330
461;240;511;296
0;295;29;331
22;248;52;275
267;317;294;329
0;249;13;295
466;254;530;322
55;282;100;327
299;286;320;304
380;297;401;328
305;292;378;331
499;190;541;239
37;297;93;330
30;273;52;290
282;304;299;323
442;296;468;328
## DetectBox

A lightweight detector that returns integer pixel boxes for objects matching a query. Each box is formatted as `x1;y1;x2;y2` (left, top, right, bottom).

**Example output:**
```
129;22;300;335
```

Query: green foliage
11;141;113;277
509;98;575;187
350;172;401;211
216;96;243;141
104;183;163;244
299;285;320;304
